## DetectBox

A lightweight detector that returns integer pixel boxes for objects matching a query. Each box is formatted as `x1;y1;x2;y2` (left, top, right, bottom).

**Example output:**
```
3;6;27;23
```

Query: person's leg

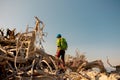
56;50;61;67
56;50;61;58
61;50;65;66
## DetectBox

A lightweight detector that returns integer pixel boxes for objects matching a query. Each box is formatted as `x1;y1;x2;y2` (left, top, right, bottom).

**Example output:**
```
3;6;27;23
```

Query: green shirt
56;38;68;50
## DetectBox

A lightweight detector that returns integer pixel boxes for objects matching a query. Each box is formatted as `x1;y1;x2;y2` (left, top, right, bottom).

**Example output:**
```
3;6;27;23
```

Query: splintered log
0;55;27;63
83;60;106;73
0;39;16;46
33;48;59;64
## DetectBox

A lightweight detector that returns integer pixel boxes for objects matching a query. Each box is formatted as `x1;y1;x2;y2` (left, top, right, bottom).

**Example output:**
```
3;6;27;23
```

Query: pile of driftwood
0;17;120;80
0;17;61;80
65;51;120;80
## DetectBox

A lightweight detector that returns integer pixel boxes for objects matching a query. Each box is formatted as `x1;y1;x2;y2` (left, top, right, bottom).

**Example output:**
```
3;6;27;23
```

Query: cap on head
56;34;61;38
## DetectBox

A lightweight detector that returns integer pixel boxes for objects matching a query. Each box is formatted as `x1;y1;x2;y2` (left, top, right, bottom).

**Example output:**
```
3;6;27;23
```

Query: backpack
60;38;68;50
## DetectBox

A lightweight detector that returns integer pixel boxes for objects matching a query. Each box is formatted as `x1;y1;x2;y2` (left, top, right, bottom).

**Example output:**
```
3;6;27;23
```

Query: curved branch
107;57;115;68
41;60;53;73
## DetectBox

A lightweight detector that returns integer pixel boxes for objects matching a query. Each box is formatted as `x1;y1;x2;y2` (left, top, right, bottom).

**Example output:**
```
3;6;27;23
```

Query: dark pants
56;50;65;66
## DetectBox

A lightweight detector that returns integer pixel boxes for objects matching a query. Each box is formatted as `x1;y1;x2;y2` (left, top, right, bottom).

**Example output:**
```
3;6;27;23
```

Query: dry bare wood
107;57;120;73
1;17;120;80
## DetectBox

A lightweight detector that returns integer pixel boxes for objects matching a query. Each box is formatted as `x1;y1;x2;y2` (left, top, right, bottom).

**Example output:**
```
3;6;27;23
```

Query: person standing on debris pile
56;34;68;68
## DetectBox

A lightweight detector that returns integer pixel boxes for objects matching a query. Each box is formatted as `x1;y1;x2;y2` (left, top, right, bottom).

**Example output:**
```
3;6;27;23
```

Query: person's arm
56;38;61;50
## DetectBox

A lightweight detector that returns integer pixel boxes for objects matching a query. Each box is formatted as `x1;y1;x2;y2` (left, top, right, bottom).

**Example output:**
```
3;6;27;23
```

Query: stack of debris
64;50;120;80
0;17;62;80
0;17;120;80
